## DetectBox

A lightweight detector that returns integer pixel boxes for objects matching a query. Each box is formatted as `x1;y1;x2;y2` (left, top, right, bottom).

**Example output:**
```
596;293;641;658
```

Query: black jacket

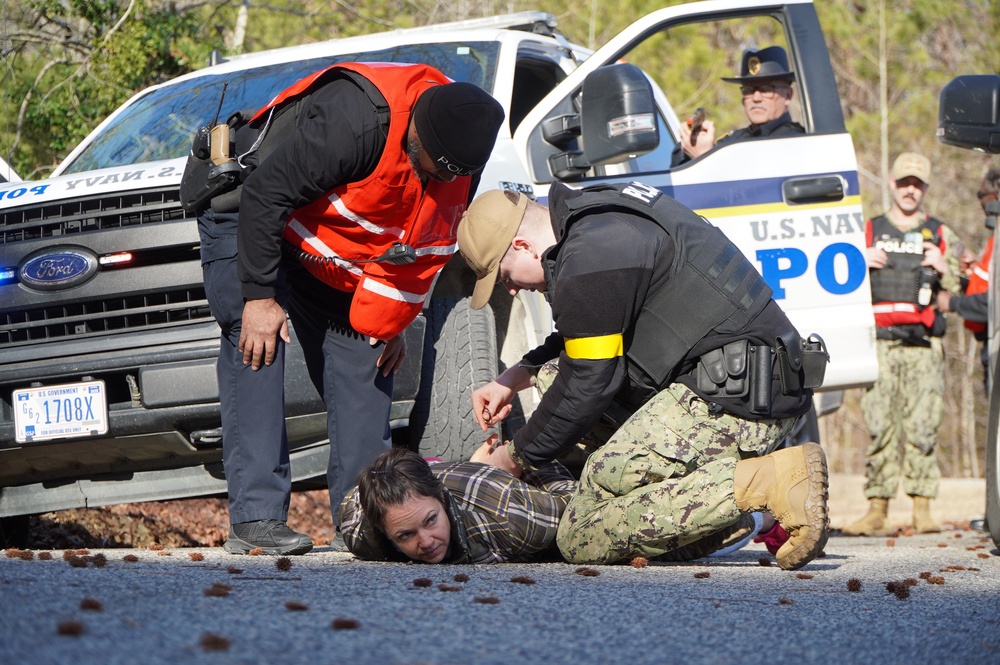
512;183;811;469
236;74;481;302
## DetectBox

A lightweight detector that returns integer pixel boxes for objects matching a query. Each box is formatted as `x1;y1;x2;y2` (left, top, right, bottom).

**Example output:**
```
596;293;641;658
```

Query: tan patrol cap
457;190;528;310
891;152;931;185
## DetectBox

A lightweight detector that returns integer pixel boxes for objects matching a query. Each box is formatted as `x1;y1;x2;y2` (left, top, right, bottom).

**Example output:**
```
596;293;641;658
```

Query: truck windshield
61;41;500;174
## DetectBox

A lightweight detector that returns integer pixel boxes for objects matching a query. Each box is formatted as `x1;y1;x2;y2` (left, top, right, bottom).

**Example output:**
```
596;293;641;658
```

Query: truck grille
1;187;186;244
1;186;212;347
1;288;213;347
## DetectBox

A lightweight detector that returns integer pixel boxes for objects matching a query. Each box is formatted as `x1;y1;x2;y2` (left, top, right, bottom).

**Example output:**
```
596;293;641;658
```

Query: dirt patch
23;490;336;550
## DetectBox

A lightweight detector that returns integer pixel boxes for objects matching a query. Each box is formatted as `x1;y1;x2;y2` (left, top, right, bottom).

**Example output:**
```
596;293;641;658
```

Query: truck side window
510;55;566;133
620;15;804;173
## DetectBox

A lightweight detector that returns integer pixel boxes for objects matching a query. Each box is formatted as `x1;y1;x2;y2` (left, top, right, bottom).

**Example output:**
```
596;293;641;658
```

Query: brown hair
357;448;446;532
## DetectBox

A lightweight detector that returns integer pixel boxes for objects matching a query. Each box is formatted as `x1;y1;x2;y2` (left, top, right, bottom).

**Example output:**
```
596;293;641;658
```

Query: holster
775;331;829;394
696;340;778;415
179;109;258;215
697;340;749;397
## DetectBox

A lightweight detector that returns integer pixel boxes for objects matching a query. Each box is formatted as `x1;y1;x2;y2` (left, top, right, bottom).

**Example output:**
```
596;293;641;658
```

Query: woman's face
382;493;451;563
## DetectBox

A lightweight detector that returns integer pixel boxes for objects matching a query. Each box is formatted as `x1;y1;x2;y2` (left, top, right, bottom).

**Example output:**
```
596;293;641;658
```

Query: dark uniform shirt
234;74;482;323
670;111;805;167
237;78;388;301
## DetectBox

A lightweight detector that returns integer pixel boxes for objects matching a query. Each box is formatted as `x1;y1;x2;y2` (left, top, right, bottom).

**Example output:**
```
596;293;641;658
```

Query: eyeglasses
740;83;789;98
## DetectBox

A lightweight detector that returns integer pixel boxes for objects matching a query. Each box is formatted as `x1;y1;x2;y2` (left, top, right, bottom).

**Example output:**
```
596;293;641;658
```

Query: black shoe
330;531;348;552
224;520;313;555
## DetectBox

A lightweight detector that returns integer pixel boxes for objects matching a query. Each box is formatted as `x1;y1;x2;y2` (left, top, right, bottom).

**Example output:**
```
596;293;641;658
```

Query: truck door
514;0;877;392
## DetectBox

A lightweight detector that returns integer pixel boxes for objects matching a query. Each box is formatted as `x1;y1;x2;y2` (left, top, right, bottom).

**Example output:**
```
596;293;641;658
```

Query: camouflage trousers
859;338;943;499
554;381;796;564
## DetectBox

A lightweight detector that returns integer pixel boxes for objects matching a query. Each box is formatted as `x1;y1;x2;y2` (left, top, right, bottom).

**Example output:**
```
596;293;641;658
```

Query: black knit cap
413;82;505;177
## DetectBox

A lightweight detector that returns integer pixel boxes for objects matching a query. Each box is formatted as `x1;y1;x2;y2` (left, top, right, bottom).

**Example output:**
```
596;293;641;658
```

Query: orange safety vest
252;62;471;340
964;235;992;334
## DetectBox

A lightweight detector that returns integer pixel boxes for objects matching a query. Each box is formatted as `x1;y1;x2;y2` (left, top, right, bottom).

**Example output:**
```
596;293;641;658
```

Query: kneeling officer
458;181;829;570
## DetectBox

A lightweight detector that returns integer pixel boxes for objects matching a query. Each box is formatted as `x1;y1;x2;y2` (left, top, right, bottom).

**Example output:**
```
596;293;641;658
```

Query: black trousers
199;210;392;526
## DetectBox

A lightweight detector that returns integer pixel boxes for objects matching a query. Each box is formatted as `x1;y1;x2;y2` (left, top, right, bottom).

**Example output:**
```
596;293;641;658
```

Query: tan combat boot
733;442;829;570
841;498;890;536
912;496;941;534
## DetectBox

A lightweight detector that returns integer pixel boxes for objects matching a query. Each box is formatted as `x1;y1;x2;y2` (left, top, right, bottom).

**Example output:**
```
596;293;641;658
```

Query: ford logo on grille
19;247;99;291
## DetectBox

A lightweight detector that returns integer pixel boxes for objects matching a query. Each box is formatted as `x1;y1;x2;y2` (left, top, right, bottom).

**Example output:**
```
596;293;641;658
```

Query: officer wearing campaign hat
672;45;804;166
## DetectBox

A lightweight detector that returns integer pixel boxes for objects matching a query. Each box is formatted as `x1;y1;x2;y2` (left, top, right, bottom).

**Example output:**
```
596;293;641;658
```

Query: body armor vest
867;214;943;329
547;182;773;389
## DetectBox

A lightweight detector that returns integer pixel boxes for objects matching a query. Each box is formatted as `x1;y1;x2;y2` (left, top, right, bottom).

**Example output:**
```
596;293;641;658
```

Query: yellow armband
564;333;623;360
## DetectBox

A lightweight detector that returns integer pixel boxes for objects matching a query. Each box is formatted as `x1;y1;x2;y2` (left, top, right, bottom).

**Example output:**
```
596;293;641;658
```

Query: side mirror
580;63;659;166
938;75;1000;153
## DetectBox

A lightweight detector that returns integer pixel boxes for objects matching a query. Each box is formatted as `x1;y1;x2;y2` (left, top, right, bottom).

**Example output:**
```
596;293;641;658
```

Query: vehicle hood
0;158;186;210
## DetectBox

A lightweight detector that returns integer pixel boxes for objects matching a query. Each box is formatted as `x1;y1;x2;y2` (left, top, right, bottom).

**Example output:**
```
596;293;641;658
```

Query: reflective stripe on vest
872;301;936;328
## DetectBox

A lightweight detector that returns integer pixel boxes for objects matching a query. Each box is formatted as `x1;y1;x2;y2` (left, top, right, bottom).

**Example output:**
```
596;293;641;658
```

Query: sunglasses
740;83;790;98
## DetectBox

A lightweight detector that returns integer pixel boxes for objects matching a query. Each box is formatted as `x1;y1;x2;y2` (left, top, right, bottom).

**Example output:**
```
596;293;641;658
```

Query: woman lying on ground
338;444;577;563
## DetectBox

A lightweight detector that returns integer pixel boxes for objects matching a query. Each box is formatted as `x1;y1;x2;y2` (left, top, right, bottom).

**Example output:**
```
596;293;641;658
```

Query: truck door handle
782;176;845;204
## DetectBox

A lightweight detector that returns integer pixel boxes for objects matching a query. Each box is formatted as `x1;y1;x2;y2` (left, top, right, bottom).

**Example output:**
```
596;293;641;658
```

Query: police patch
621;182;660;206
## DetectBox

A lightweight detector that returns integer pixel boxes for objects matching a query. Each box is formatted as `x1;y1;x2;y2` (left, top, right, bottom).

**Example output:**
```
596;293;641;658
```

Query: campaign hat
722;46;796;84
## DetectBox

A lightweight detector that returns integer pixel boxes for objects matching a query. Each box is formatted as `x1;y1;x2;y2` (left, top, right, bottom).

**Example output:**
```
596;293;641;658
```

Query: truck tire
984;359;1000;548
409;296;500;460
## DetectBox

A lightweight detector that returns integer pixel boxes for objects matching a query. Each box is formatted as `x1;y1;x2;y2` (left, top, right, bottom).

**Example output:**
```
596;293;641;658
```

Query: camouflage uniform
860;221;961;501
859;338;944;499
555;381;795;564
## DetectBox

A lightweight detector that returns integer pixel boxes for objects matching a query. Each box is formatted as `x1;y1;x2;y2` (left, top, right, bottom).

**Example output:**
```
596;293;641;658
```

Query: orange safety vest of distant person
964;236;992;334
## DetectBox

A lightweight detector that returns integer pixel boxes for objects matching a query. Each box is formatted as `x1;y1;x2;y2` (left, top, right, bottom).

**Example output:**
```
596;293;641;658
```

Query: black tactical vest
868;214;942;305
547;182;773;390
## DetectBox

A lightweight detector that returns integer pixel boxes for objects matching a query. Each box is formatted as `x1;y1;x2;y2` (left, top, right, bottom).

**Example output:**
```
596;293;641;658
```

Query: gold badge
921;228;933;240
748;56;761;75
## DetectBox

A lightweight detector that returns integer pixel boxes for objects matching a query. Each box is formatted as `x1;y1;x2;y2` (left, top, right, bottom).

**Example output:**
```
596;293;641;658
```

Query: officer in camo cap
456;181;830;571
845;152;964;536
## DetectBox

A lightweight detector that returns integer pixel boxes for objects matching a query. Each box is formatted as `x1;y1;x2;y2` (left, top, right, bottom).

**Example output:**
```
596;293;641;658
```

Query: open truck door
513;0;877;400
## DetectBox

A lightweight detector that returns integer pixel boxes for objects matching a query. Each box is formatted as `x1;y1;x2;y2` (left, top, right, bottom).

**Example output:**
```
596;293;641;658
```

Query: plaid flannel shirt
339;459;577;563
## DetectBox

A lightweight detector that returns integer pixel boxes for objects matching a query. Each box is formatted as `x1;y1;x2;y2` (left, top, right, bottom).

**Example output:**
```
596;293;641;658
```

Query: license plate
13;380;109;443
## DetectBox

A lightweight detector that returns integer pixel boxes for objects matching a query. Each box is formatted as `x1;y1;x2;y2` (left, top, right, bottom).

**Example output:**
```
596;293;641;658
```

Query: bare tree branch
3;30;91;57
98;0;139;51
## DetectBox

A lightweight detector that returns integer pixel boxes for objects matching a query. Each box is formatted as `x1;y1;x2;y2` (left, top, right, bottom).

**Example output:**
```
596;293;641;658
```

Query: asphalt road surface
2;529;998;665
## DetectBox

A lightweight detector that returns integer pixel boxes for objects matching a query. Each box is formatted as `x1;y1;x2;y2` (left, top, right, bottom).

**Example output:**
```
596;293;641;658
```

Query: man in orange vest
844;152;963;537
937;165;999;390
198;63;503;555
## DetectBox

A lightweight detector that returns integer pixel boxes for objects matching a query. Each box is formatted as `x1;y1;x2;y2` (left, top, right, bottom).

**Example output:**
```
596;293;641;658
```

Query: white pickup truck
0;0;876;540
